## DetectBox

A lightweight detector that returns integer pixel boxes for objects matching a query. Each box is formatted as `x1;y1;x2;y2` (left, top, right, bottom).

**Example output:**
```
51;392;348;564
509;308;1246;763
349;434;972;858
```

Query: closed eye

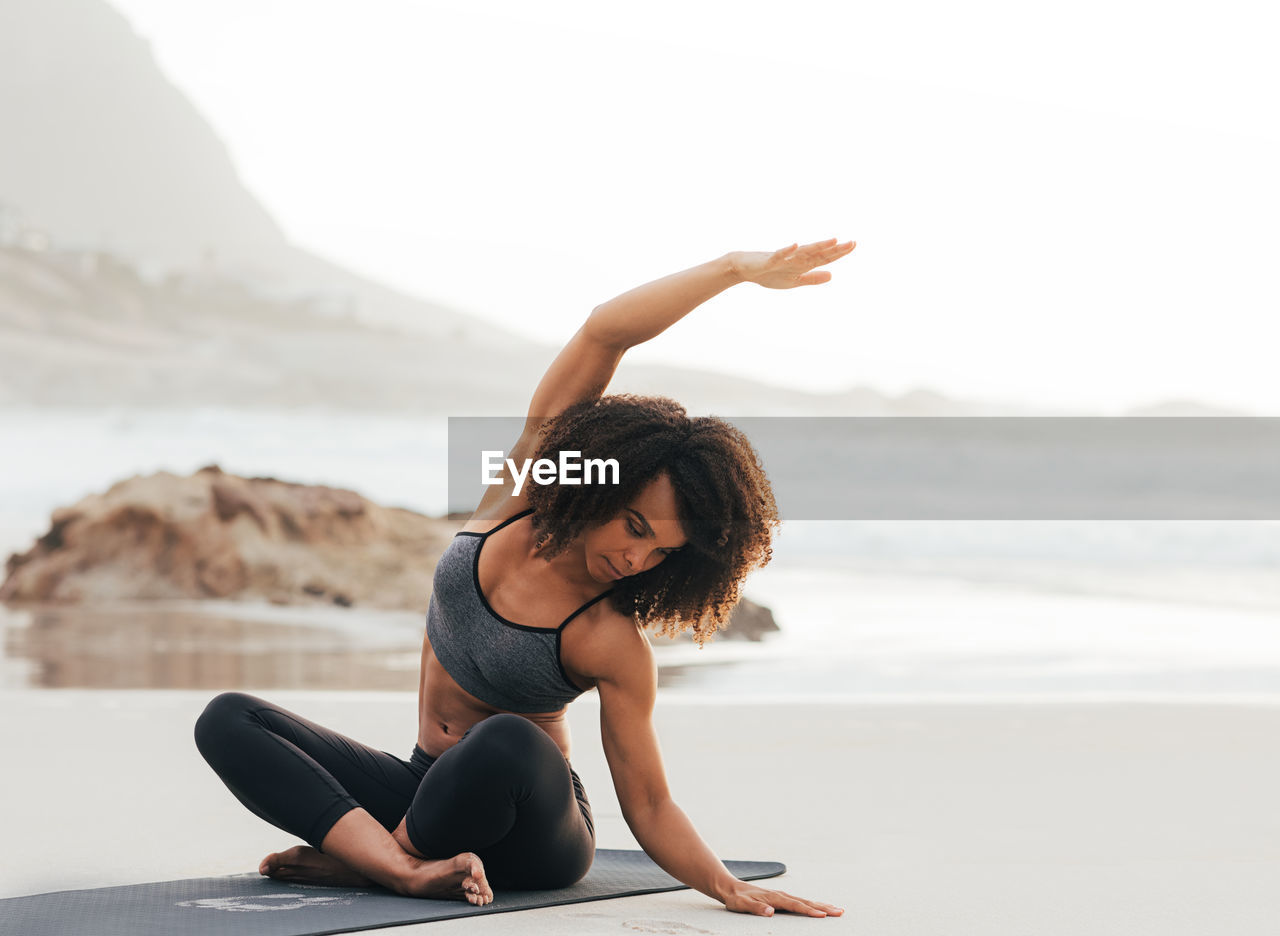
628;519;681;556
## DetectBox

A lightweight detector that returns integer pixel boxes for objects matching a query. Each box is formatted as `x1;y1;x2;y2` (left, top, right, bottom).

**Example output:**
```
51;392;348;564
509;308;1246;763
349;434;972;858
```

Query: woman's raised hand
731;237;856;289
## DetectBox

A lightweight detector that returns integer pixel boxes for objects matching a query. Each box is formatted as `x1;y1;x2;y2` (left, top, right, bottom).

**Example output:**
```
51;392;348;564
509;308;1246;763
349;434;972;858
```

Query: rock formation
1;467;778;639
0;466;454;610
713;597;778;642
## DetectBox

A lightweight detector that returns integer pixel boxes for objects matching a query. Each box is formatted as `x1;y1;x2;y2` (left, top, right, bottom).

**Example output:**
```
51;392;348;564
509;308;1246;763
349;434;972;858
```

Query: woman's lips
604;557;625;580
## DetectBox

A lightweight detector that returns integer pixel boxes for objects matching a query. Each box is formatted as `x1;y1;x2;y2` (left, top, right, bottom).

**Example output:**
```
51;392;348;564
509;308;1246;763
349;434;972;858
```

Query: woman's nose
629;550;660;573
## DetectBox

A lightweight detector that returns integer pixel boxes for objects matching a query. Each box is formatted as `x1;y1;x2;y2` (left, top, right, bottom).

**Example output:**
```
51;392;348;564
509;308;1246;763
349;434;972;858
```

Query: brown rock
1;467;782;638
723;597;781;642
0;466;458;609
210;478;269;531
647;596;781;645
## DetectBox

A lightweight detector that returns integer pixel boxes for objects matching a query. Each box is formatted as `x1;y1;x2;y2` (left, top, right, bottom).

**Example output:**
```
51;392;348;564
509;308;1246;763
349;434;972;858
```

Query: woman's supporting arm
593;630;844;918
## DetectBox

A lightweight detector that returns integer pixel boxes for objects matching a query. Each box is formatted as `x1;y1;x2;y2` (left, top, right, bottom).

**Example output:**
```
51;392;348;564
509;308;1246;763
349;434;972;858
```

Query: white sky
109;0;1280;414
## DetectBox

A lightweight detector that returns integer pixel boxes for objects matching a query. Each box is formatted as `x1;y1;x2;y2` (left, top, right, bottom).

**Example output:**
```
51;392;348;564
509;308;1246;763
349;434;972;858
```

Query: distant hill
3;241;1251;416
1121;400;1256;417
2;242;1048;414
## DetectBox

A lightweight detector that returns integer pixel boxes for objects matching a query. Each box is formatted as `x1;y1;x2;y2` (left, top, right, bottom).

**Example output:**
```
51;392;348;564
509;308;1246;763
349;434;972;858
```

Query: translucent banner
447;417;1280;520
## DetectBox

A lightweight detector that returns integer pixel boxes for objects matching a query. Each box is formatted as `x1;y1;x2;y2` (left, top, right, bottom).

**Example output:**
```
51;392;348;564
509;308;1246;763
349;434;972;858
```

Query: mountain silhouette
0;0;287;269
0;0;532;347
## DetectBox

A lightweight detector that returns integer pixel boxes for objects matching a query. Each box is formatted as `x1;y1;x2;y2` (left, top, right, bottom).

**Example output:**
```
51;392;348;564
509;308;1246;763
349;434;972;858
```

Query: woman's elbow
621;791;672;829
581;307;631;351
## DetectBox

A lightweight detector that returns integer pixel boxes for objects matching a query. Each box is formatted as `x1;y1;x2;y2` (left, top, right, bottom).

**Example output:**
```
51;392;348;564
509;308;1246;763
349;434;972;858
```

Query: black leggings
193;692;595;890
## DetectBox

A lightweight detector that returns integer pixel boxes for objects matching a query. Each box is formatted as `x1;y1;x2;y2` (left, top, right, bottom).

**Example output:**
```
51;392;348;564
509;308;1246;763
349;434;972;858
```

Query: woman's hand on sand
730;237;856;289
721;880;844;918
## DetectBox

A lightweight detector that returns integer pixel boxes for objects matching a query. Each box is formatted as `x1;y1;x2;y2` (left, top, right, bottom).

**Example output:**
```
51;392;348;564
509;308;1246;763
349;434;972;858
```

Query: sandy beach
2;690;1277;934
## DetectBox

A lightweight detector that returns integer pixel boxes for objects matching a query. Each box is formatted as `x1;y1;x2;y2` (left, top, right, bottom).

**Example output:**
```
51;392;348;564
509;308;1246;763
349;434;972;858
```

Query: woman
194;237;855;918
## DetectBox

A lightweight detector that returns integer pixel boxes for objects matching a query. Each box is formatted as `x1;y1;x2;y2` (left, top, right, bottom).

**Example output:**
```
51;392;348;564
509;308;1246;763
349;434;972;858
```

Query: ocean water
2;406;1277;698
722;557;1280;699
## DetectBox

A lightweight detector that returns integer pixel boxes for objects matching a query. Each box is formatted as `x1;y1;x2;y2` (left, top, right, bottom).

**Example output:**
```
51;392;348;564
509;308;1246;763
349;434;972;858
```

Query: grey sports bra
426;508;615;714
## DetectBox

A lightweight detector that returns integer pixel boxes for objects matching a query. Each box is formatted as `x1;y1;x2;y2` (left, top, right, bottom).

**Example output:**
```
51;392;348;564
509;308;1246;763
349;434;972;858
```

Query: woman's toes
260;846;307;877
456;852;492;901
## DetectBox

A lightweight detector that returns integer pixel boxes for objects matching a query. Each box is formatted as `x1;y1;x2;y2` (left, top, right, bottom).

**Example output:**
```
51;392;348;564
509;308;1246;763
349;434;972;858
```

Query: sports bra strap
557;587;615;630
482;507;535;537
482;506;614;628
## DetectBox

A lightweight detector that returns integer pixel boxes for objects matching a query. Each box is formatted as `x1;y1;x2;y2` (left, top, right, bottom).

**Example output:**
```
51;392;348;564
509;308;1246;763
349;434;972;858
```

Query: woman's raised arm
525;238;855;434
469;239;854;519
520;253;738;438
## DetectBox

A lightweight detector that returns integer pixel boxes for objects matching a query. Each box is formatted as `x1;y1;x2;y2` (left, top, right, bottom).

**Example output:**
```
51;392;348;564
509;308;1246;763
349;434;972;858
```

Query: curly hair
523;394;779;646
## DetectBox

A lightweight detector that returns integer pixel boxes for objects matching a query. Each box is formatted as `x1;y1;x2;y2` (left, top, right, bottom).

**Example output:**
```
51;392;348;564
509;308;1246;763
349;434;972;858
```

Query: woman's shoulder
461;429;540;525
571;600;655;690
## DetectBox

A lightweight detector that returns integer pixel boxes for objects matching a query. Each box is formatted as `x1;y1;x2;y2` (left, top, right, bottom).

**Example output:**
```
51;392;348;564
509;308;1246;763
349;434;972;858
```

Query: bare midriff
416;633;572;761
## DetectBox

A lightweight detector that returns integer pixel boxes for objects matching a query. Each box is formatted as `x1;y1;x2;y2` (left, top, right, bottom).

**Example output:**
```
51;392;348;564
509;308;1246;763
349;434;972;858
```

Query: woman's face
582;473;688;584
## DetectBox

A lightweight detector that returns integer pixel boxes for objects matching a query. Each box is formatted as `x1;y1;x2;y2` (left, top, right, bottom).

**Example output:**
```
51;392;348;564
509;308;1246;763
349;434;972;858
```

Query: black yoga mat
0;849;785;936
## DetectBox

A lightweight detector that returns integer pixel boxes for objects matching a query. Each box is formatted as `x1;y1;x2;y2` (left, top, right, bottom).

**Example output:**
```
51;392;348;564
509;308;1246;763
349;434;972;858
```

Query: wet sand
0;601;426;690
1;690;1277;934
0;601;735;691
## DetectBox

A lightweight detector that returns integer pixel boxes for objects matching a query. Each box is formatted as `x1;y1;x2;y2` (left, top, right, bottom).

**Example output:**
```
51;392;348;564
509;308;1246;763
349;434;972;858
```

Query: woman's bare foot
259;845;375;888
398;851;493;906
